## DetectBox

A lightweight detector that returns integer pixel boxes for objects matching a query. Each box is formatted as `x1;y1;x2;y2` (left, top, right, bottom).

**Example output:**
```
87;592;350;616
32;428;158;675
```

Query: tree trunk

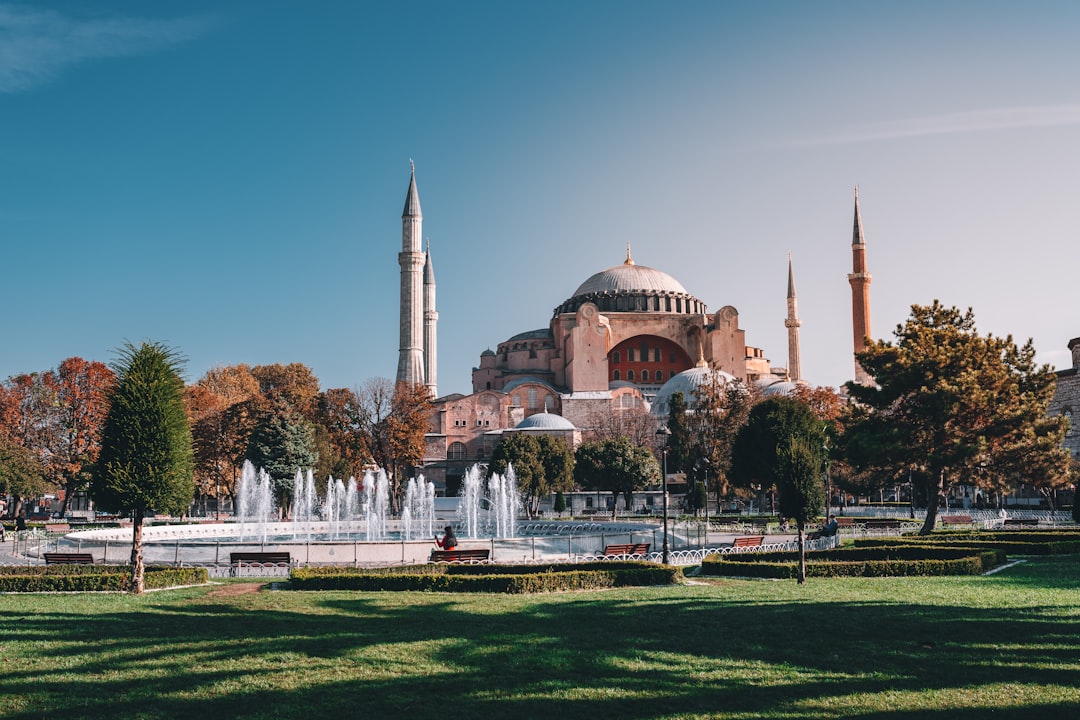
919;469;944;535
130;509;145;594
797;521;807;584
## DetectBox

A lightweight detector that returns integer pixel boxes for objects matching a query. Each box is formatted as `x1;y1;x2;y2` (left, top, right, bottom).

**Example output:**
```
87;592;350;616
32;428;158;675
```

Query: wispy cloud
793;105;1080;147
0;4;215;93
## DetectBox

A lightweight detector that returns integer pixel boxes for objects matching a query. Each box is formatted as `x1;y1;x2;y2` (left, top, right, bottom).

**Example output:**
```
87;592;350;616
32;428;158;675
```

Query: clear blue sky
2;0;1078;395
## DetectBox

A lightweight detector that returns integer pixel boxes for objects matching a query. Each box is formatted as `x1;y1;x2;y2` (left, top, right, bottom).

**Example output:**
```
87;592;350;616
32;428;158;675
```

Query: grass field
1;555;1077;720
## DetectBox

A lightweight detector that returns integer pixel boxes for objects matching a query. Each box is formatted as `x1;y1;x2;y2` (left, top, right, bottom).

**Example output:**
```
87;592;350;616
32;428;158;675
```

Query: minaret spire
423;238;438;398
784;252;802;381
848;185;873;385
397;164;426;388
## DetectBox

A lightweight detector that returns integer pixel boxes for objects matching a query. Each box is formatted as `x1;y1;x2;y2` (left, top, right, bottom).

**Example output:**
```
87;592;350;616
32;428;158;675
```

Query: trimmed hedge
0;565;208;592
700;545;1004;578
854;532;1080;556
289;561;682;593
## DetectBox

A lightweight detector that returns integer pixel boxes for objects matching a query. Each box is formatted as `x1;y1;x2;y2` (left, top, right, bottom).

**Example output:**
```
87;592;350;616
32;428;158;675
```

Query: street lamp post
656;427;671;564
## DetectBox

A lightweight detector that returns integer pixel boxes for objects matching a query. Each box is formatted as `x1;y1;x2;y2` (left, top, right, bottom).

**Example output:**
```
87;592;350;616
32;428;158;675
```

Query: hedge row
699;544;1004;578
700;554;995;579
0;565;207;592
289;561;681;593
854;533;1080;556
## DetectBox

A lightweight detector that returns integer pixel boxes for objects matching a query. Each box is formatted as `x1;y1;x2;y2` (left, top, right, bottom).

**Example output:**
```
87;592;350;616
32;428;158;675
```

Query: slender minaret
397;163;426;387
848;186;873;385
784;253;802;381
422;239;438;398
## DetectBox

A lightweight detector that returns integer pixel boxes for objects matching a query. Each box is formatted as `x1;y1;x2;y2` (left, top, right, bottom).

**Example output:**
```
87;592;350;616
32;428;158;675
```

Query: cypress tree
92;341;194;594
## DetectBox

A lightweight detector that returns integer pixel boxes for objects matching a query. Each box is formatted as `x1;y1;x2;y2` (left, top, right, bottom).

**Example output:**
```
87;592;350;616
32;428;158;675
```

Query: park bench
43;552;95;565
45;523;71;534
732;536;765;548
835;517;855;527
941;515;973;526
1004;518;1039;527
229;552;292;569
429;548;490;563
602;543;650;558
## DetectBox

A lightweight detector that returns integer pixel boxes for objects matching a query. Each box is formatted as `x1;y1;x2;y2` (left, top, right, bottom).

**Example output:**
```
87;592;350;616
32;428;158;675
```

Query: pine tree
245;398;318;513
846;302;1071;534
92;342;194;594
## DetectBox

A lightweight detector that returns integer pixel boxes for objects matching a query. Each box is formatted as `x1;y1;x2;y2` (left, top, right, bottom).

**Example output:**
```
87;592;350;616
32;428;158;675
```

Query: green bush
699;543;1003;578
0;565;207;592
289;561;681;593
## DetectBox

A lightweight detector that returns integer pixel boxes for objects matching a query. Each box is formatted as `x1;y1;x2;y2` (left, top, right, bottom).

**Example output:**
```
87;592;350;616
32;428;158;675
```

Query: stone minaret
397;164;426;387
423;240;438;398
785;253;802;381
848;186;873;385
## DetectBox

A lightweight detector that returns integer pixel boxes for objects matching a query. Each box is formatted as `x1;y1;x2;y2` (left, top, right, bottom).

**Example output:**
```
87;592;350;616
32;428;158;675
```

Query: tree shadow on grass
0;559;1077;720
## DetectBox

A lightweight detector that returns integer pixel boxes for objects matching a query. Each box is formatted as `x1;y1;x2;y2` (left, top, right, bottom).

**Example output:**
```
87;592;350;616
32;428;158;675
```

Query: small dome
480;348;496;357
651;366;736;416
755;378;802;397
516;412;576;431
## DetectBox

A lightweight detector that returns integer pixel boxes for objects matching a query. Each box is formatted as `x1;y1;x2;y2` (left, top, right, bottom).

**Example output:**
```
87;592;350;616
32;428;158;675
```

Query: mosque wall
1049;337;1080;461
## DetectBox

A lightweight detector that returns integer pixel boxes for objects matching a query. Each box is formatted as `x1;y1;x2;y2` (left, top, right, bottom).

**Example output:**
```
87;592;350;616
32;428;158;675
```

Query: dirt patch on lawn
205;582;266;598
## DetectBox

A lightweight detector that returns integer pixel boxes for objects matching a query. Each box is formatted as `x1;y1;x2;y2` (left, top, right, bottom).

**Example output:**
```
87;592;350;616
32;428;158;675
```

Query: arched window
528;388;539;409
612;351;621;364
613;370;621;381
447;442;468;461
642;370;650;382
627;370;635;381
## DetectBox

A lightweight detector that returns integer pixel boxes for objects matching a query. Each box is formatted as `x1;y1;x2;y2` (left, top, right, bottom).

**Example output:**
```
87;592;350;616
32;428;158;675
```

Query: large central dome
554;248;705;316
572;262;688;296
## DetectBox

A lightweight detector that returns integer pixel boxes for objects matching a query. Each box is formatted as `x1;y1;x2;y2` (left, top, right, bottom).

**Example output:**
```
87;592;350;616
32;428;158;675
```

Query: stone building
1048;337;1080;461
403;171;872;492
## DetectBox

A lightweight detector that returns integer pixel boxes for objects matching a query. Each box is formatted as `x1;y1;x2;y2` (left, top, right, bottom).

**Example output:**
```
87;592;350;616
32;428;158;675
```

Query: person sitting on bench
810;515;838;540
434;525;458;550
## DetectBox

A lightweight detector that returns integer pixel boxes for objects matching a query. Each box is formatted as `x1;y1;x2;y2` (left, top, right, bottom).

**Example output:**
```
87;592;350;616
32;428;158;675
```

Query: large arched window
641;369;650;382
627;369;635;381
528;388;539;409
447;442;468;461
612;351;621;364
613;370;621;381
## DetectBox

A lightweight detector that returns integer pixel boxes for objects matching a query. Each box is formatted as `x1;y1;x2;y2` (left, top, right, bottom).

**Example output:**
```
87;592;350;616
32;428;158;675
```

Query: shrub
0;565;207;592
289;561;681;593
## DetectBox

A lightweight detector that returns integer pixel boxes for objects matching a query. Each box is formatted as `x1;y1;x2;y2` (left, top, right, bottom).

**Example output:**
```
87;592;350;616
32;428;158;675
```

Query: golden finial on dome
624;243;634;265
696;341;708;368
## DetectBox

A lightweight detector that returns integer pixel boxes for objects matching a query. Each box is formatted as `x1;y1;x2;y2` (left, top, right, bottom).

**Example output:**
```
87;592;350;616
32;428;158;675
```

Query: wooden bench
941;515;973;526
602;543;650;557
229;552;292;568
732;536;765;548
429;548;490;563
835;517;855;527
43;552;95;565
1004;518;1039;527
45;523;71;534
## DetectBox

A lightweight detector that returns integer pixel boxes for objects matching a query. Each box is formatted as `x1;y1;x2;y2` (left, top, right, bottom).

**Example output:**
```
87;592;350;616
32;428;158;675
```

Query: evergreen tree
91;341;194;594
553;490;567;516
245;398;319;513
846;302;1071;534
777;435;826;584
665;392;690;473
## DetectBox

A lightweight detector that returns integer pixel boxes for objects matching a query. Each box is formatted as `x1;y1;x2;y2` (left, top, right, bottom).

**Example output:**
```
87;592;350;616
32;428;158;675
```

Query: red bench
941;515;973;526
602;543;650;558
732;536;764;548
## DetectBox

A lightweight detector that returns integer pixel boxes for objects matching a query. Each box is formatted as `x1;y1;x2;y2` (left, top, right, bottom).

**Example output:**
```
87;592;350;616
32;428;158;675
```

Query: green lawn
1;555;1077;720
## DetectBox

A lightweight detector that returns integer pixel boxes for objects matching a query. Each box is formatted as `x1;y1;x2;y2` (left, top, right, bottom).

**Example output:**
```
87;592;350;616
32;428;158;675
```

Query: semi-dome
515;412;576;431
553;248;706;317
651;366;737;417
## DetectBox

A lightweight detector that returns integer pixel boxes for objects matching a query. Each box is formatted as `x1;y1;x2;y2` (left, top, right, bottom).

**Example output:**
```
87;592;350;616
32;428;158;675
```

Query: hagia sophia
395;166;876;492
